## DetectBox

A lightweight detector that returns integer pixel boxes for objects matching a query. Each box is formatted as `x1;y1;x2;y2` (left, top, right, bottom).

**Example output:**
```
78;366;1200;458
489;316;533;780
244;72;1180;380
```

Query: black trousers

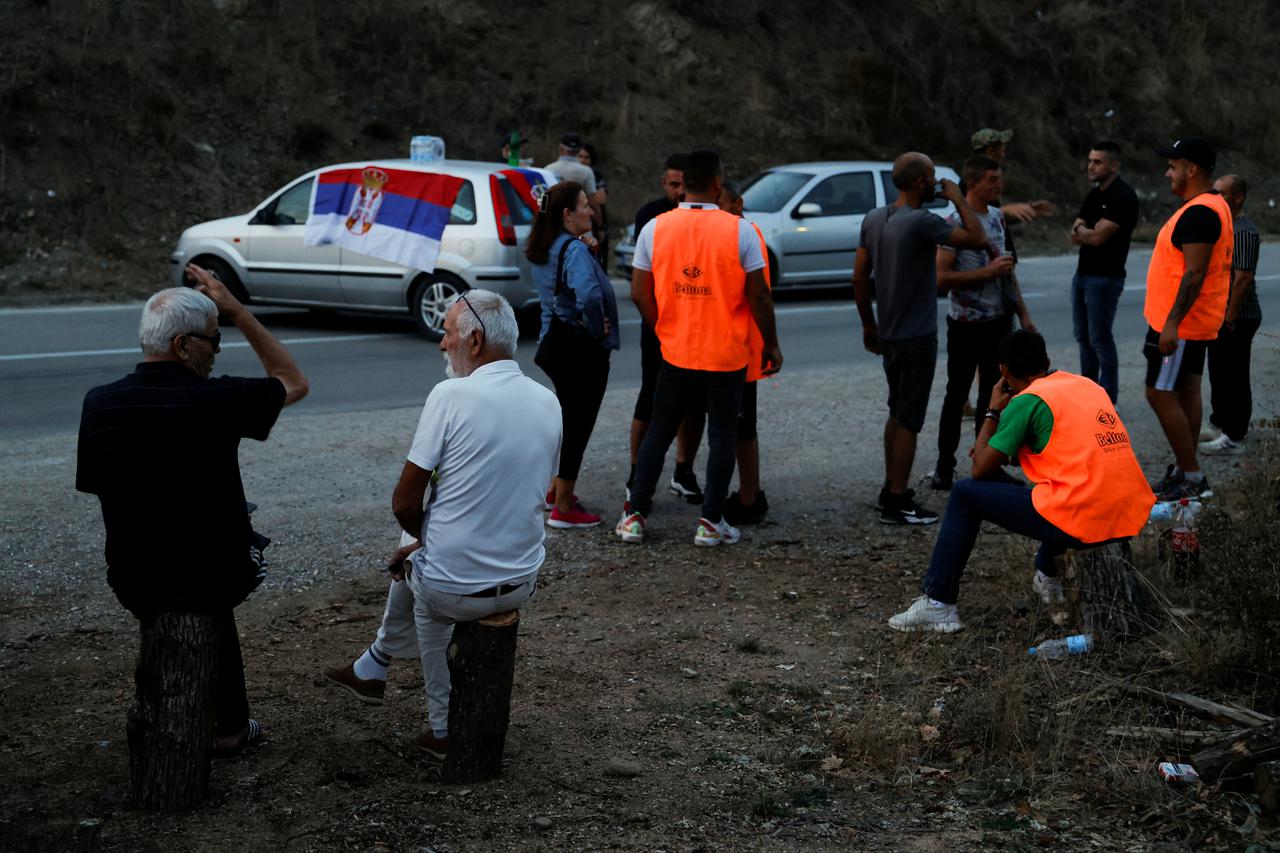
536;327;611;481
213;610;249;737
631;363;744;521
937;314;1013;474
1207;316;1262;441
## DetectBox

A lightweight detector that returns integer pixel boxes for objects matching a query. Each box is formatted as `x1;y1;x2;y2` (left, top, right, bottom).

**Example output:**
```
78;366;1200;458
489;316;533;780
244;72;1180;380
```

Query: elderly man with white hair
77;263;308;757
324;290;561;761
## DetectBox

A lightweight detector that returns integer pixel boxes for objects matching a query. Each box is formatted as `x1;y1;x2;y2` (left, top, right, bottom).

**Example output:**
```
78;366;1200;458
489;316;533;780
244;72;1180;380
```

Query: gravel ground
1;332;1277;850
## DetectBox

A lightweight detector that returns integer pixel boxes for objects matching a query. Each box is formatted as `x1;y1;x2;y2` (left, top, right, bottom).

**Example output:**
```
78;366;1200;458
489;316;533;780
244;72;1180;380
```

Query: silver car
614;160;958;287
169;159;552;339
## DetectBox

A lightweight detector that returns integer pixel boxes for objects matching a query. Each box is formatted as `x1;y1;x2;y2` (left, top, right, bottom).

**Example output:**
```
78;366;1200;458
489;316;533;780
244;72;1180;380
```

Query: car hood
180;213;251;239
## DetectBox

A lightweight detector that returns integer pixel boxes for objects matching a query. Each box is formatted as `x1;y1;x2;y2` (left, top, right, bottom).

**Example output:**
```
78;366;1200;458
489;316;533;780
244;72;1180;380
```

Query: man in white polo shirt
323;290;561;760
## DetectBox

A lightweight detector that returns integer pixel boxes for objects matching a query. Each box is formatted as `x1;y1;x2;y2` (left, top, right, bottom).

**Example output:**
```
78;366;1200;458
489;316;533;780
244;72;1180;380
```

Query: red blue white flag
305;166;465;272
498;167;552;213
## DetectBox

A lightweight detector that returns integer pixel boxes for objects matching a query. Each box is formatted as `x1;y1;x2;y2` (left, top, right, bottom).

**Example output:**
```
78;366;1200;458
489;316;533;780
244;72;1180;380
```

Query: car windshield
742;171;813;212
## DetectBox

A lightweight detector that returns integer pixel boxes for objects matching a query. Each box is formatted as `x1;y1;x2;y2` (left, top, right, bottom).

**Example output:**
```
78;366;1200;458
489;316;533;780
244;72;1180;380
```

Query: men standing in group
1202;174;1263;455
1143;138;1232;501
324;291;561;760
931;156;1035;492
1069;141;1139;403
620;148;782;546
628;153;707;504
77;264;309;758
854;152;987;524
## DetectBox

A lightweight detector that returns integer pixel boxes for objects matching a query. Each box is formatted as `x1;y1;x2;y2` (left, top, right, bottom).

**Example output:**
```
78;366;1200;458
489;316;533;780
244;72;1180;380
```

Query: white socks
353;647;389;681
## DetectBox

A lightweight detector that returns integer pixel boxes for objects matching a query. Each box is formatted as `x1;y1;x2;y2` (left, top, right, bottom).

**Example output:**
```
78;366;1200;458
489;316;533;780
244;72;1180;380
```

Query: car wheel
410;273;467;340
193;256;249;303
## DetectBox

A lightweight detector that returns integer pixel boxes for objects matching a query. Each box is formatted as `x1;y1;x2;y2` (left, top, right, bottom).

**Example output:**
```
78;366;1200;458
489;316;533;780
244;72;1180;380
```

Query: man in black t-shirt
628;152;708;503
1069;141;1139;403
77;265;308;755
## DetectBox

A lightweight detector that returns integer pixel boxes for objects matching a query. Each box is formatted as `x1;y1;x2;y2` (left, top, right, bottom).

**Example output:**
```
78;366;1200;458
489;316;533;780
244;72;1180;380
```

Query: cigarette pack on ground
1158;762;1200;783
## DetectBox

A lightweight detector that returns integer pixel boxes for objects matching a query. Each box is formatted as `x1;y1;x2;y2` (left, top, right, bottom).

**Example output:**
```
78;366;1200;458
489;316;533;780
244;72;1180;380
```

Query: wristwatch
983;408;1002;423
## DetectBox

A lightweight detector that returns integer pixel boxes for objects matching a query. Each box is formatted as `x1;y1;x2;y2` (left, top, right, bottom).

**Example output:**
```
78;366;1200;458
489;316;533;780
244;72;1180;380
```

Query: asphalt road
2;246;1277;441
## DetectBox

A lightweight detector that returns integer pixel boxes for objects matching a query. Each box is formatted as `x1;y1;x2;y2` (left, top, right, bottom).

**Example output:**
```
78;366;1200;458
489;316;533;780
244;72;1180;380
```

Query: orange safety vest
1015;371;1154;543
745;221;771;382
651;207;753;372
1143;192;1233;340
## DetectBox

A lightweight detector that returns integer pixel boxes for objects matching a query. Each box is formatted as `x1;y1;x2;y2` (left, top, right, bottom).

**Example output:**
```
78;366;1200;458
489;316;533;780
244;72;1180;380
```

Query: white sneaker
1198;425;1221;442
1032;570;1066;605
1199;433;1242;455
615;503;646;543
888;595;963;633
694;517;741;547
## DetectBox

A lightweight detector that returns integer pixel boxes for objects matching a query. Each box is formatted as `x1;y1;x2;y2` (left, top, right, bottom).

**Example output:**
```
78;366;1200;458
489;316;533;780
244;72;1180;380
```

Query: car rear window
742;171;813;213
450;181;477;225
500;181;535;226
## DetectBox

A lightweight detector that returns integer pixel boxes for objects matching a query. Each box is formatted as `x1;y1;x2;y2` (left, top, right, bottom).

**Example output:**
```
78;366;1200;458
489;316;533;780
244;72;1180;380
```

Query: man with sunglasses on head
77;263;308;759
324;290;562;762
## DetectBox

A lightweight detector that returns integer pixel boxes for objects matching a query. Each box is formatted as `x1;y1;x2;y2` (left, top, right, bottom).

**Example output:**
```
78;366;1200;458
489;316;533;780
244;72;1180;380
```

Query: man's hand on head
185;263;243;317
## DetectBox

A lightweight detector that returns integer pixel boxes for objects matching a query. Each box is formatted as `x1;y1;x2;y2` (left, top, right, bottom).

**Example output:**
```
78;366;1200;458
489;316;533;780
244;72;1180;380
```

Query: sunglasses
181;330;222;347
458;292;487;340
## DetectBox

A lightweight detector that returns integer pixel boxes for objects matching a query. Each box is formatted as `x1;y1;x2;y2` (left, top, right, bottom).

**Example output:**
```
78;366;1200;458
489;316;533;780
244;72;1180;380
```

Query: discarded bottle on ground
1149;498;1200;524
1028;633;1094;658
1171;497;1200;575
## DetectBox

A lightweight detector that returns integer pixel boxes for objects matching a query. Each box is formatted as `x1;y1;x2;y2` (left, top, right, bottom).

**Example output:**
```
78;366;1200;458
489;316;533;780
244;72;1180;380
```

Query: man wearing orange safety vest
621;149;783;546
889;330;1154;633
1143;137;1232;502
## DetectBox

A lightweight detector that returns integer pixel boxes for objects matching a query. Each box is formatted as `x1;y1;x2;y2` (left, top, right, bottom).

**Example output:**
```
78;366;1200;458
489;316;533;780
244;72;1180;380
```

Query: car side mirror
793;202;822;218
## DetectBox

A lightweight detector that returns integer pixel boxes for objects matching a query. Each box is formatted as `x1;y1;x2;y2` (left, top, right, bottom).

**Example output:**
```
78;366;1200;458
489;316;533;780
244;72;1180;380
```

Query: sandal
213;718;263;758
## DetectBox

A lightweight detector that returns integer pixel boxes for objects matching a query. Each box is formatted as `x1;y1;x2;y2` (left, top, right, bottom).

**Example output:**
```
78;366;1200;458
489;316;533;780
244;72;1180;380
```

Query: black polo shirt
633;197;676;236
1076;176;1139;278
76;361;285;619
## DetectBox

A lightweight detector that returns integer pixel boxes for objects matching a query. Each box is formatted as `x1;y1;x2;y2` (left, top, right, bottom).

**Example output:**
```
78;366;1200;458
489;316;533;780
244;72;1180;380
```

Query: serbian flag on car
305;166;465;272
499;167;552;213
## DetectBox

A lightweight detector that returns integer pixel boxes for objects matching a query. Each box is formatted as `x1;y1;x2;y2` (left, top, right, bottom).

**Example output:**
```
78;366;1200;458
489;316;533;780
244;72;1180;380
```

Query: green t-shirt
988;392;1055;457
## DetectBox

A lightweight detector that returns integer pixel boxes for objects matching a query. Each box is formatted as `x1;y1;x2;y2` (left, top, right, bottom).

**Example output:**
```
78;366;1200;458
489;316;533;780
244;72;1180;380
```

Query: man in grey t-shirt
544;132;601;222
853;152;987;524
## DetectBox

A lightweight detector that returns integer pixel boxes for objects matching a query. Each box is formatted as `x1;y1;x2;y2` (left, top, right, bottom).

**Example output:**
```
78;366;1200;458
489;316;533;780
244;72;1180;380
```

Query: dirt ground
2;349;1278;850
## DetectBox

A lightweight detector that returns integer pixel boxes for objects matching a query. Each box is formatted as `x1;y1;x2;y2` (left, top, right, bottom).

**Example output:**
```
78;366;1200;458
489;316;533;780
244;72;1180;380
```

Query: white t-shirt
543;157;597;194
406;360;562;593
631;202;766;273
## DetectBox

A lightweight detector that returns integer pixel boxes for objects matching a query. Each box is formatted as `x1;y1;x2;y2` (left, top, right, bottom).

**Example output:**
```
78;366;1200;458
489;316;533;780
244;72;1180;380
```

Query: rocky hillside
2;0;1277;303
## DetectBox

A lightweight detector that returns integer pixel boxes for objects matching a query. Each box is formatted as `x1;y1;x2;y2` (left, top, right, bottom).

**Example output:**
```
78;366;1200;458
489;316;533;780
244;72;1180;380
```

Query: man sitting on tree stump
77;265;309;775
888;330;1155;633
323;291;561;761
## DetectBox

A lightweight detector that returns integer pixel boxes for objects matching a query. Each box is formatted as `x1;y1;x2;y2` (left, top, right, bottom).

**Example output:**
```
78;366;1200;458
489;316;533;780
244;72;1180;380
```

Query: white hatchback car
169;159;553;339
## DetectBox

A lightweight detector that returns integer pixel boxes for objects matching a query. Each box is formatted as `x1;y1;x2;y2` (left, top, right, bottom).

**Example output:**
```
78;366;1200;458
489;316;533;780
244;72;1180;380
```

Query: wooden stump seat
1063;540;1159;639
443;609;521;783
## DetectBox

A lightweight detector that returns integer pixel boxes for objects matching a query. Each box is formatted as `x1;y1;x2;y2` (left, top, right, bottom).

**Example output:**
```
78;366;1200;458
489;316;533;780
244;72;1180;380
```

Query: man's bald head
892;152;935;190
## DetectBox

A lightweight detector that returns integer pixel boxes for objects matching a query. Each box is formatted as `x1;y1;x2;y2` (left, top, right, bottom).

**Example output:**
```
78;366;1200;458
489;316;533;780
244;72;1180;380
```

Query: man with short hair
620;148;782;546
888;330;1155;633
854;152;987;524
1069;141;1139;403
1143;138;1233;501
628;153;707;504
931;156;1035;492
969;128;1055;223
1202;174;1262;455
544;132;601;222
324;291;561;760
77;263;309;755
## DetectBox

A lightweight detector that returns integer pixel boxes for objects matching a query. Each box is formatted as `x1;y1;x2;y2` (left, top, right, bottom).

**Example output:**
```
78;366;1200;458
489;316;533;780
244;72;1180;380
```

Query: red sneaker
547;502;602;529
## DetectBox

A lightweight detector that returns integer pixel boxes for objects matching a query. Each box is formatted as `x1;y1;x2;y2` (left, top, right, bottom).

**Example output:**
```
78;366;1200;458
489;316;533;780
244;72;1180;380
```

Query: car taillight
490;175;517;246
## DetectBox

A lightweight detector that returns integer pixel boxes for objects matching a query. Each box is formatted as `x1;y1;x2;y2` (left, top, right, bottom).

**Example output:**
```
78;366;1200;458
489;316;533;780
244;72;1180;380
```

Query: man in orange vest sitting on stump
1143;137;1233;501
889;330;1155;633
620;148;783;546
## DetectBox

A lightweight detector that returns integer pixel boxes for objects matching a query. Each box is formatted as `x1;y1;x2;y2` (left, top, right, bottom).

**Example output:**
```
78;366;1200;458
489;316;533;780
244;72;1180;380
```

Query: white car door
243;177;344;304
779;171;877;284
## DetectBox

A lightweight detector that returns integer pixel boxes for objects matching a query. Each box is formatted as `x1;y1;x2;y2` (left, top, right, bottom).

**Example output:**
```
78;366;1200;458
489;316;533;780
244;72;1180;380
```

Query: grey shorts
881;334;938;433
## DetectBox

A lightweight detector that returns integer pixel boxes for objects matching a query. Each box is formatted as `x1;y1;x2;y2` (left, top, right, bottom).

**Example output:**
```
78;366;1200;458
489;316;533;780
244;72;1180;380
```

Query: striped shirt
1233;213;1261;321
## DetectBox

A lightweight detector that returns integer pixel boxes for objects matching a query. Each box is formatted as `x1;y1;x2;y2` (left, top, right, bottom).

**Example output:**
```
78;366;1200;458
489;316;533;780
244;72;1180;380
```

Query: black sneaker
1155;470;1212;502
670;467;704;503
724;490;767;526
929;468;953;491
879;492;939;525
876;481;893;510
1152;464;1181;497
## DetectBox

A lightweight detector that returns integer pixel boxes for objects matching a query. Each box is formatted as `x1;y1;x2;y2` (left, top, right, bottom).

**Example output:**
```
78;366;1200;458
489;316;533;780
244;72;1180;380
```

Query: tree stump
1064;540;1159;638
125;612;218;809
443;610;520;784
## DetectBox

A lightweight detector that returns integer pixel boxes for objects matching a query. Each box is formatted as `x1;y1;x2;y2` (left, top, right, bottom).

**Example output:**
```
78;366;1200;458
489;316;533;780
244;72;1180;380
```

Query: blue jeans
921;479;1089;605
1071;274;1125;402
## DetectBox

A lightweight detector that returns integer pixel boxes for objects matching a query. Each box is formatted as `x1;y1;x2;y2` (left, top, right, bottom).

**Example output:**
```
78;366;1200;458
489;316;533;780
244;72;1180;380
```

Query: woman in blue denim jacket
526;181;620;529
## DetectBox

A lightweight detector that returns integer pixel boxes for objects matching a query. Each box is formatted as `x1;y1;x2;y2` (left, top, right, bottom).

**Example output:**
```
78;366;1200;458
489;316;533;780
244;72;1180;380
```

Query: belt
463;581;529;598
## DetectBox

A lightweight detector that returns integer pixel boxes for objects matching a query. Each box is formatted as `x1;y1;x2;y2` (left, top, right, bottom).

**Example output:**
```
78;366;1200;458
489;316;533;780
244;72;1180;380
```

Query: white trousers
370;569;534;735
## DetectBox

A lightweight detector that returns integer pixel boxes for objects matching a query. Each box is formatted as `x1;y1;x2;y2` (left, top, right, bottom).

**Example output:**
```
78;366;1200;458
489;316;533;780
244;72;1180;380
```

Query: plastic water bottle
1028;634;1094;658
1149;498;1199;524
410;135;445;164
1171;497;1200;575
